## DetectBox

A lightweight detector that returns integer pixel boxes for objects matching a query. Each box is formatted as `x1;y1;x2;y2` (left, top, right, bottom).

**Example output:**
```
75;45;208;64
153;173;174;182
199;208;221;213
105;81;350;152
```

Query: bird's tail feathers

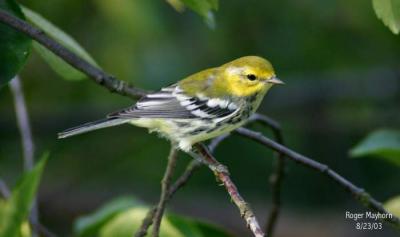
58;118;128;139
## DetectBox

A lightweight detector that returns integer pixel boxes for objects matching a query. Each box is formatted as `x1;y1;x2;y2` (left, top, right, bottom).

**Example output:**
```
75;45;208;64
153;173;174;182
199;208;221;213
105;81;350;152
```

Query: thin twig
134;138;225;237
235;127;400;229
29;222;58;237
265;139;285;236
249;113;281;131
134;133;241;237
209;114;287;236
168;160;202;196
152;146;179;237
249;114;286;236
10;77;35;171
0;178;11;199
0;10;148;99
192;143;265;237
134;146;180;237
167;134;229;199
200;115;287;236
10;76;39;237
134;207;157;237
134;159;202;237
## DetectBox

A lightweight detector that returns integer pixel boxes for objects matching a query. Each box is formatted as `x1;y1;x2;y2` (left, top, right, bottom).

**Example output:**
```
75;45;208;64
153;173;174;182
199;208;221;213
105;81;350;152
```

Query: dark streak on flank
189;126;209;135
175;121;190;127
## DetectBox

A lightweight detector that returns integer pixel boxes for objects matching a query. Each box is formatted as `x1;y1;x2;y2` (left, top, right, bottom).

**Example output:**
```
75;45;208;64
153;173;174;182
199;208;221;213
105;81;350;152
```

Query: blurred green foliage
0;0;31;86
21;6;98;81
350;129;400;166
372;0;400;34
74;196;143;237
385;196;400;218
0;154;47;237
178;0;218;28
0;0;400;236
75;196;232;237
351;128;400;223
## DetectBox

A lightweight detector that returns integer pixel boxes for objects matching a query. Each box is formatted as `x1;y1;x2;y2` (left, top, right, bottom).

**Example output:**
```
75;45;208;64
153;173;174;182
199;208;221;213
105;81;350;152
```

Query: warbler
58;56;283;151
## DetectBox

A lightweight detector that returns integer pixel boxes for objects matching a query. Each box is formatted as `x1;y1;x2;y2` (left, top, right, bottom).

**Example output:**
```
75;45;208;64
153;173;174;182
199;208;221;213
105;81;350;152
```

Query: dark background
1;0;399;236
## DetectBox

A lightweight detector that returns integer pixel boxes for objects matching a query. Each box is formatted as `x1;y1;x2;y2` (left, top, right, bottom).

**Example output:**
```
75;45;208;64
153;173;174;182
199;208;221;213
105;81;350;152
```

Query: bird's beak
267;77;284;85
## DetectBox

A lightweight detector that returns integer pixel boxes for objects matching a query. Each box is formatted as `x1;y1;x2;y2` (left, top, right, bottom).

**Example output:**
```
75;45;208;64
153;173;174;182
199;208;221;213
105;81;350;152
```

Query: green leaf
372;0;400;34
21;6;98;80
98;209;233;237
19;222;31;237
167;0;218;28
74;196;232;237
384;195;400;218
166;0;185;12
168;214;232;237
0;153;48;237
0;0;31;86
74;196;144;237
350;129;400;166
99;207;185;237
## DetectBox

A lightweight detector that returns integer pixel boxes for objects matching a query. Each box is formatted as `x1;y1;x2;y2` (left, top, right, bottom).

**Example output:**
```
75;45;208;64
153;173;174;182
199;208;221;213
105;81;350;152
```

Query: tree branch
0;10;148;99
29;222;58;237
167;160;202;197
134;137;225;237
166;134;226;197
265;138;285;236
208;114;286;236
152;146;179;237
249;114;286;236
134;207;157;237
134;146;185;237
134;131;267;237
207;114;287;236
1;6;398;234
192;144;265;237
134;160;201;237
10;77;35;171
235;127;400;229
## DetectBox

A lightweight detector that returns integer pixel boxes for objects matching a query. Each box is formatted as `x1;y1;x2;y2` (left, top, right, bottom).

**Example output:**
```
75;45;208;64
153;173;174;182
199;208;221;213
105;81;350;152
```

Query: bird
58;56;283;152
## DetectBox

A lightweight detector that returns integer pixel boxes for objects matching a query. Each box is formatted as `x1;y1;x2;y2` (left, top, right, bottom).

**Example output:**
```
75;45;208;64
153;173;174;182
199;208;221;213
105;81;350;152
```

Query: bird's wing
108;84;239;119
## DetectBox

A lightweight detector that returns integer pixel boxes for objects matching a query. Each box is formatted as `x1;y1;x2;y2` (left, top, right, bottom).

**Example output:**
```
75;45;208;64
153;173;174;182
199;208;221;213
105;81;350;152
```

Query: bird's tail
58;117;128;139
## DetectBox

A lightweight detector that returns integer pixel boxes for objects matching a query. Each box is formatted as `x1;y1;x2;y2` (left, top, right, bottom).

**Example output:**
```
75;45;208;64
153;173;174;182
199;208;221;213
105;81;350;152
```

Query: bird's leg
190;143;229;174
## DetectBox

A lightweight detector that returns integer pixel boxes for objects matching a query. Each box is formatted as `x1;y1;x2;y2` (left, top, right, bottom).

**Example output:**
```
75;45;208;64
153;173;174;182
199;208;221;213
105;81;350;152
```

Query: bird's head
220;56;283;97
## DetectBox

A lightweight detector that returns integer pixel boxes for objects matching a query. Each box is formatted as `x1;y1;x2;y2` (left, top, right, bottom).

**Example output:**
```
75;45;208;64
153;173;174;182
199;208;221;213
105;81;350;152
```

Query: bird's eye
246;74;257;81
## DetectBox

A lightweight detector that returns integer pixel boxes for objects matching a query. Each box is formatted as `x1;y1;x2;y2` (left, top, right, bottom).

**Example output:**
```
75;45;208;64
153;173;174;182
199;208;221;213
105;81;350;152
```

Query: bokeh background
1;0;400;236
